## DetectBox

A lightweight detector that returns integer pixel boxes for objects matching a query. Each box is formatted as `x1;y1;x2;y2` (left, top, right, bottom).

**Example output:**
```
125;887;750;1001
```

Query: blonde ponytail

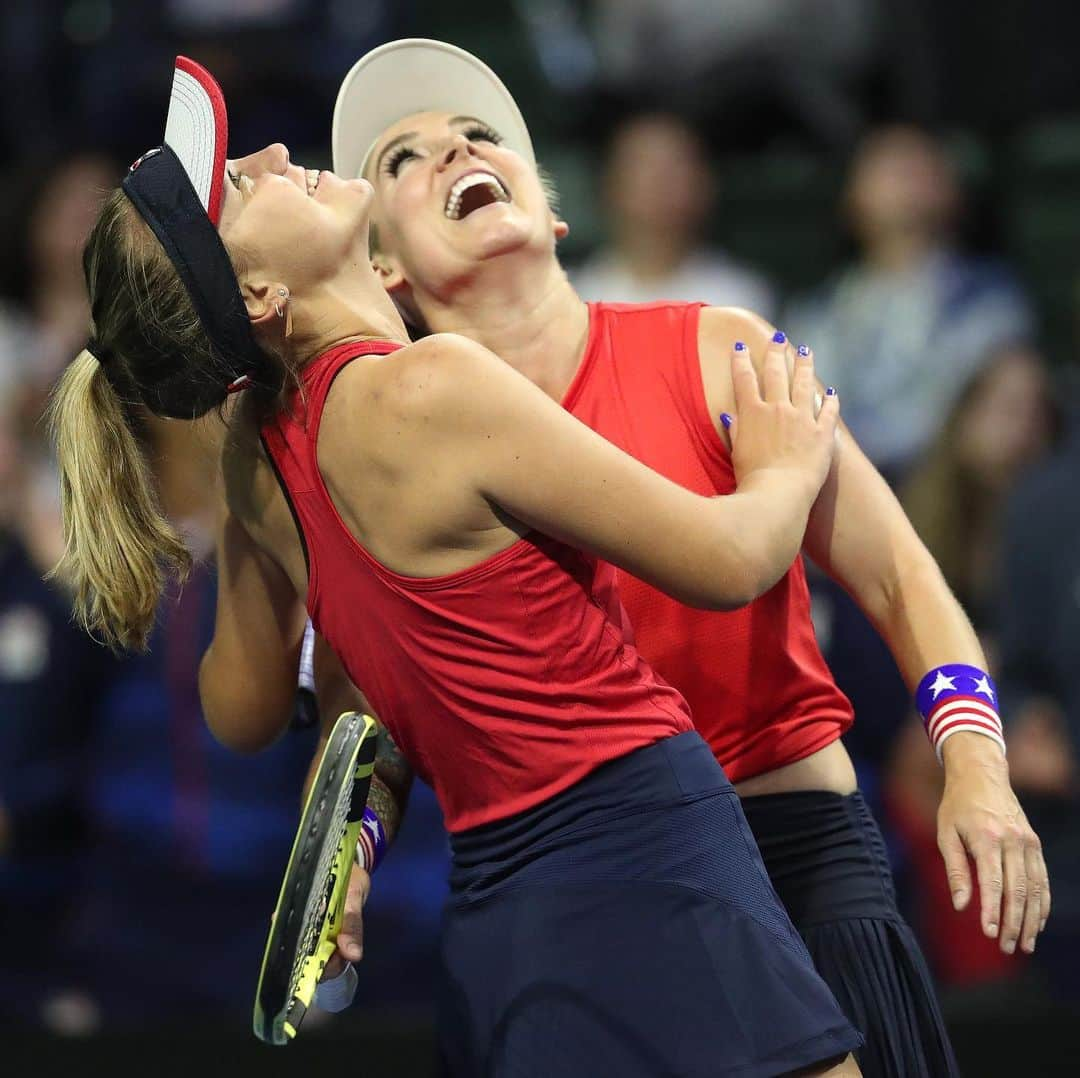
47;350;192;650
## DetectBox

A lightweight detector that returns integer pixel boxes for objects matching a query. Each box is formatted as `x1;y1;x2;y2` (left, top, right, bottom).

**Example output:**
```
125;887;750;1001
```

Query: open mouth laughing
444;170;511;220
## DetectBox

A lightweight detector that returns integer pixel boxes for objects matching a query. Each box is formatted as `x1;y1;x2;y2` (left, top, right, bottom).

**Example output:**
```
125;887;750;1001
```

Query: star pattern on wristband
928;670;958;700
970;674;996;702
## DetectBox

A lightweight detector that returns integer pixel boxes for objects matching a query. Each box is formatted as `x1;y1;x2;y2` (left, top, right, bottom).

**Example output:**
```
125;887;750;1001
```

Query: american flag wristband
915;664;1006;763
355;807;387;873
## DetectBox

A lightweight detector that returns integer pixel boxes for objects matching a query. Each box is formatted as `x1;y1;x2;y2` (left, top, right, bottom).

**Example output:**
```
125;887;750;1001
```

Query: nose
265;143;290;175
436;132;475;172
231;143;292;181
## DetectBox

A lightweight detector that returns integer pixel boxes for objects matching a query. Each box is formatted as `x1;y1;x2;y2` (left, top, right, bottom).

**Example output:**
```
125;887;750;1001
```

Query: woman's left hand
936;734;1049;956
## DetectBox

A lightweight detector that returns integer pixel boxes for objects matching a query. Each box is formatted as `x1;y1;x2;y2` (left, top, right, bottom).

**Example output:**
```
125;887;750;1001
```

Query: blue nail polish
772;330;786;344
719;413;732;430
733;341;746;352
825;386;836;396
797;344;810;357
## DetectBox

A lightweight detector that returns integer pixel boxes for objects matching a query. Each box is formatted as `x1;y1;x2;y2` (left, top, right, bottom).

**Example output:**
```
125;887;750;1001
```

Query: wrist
355;806;387;873
740;467;818;513
941;730;1008;772
916;663;1006;764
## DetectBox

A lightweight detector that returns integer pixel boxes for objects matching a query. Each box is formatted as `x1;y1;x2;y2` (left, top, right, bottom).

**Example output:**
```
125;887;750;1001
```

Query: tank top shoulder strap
302;338;402;441
262;339;402;482
668;301;730;466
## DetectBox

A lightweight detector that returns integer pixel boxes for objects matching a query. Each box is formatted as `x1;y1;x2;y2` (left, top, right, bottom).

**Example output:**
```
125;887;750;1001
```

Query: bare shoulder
369;333;512;422
697;306;777;358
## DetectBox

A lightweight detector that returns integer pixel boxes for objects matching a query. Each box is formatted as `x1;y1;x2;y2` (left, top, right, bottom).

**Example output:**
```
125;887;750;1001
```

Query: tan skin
202;145;837;709
193;147;848;1066
355;112;1050;968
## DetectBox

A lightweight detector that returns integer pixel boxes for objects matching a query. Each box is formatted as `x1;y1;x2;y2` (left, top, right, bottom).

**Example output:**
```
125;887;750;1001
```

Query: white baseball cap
332;38;535;181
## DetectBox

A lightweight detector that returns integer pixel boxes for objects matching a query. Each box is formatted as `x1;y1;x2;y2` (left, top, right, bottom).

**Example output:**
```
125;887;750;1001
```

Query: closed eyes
381;123;504;178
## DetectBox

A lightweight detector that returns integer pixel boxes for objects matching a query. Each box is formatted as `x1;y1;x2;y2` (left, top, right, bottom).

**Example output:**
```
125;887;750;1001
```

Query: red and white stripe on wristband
915;664;1006;763
355;807;386;873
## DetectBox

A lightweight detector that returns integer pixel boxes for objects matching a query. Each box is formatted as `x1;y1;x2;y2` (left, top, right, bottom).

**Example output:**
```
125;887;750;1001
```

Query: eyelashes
382;124;504;178
383;145;415;177
461;123;502;145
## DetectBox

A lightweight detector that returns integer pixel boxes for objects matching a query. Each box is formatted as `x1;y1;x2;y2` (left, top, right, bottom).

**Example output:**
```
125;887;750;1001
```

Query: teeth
444;171;509;219
306;169;320;197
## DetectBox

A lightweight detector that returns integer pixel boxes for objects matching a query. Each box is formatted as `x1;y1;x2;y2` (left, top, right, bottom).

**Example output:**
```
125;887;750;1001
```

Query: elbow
675;557;772;612
696;540;790;612
198;650;290;754
203;708;283;755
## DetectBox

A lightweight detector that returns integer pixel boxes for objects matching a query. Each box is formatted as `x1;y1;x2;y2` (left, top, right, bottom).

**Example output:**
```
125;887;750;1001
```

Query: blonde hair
48;350;191;650
47;189;282;650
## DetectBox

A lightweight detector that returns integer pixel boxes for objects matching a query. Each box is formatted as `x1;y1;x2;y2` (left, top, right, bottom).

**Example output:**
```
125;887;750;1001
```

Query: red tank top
564;302;854;782
261;340;692;832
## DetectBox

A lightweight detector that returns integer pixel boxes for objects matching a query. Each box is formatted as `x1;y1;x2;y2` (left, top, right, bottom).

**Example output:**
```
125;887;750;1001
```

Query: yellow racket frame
254;711;377;1045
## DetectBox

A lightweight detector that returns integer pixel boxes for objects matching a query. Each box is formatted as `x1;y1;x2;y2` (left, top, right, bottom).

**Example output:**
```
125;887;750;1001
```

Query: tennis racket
254;710;377;1045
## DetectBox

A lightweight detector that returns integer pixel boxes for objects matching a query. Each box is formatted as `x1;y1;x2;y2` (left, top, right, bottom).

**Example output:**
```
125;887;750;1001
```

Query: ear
241;279;285;330
371;253;409;297
553;217;570;242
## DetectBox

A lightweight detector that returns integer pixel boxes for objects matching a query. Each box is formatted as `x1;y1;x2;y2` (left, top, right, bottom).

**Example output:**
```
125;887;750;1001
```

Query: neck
415;251;590;401
611;222;692;282
865;231;938;273
295;272;411;362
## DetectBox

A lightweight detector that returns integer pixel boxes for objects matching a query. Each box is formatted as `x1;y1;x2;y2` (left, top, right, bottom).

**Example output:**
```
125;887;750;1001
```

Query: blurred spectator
785;126;1034;480
0;152;120;572
900;343;1059;632
571;112;776;315
0;415;110;1028
994;420;1080;1002
0;152;118;396
879;346;1058;990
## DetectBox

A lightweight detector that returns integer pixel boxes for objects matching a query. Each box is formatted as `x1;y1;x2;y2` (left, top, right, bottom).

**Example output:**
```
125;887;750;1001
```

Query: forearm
368;723;413;844
305;632;414;840
805;434;1004;768
721;470;818;604
862;552;984;690
860;553;1007;770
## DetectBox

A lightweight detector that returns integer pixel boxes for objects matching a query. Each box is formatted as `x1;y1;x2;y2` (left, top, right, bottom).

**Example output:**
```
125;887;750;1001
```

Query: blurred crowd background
3;1;1080;1073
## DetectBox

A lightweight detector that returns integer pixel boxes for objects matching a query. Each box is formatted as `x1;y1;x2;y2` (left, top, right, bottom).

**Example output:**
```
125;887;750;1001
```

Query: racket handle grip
312;961;358;1013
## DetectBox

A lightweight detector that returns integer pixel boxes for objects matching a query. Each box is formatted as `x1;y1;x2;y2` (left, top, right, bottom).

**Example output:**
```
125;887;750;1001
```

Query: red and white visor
162;56;229;226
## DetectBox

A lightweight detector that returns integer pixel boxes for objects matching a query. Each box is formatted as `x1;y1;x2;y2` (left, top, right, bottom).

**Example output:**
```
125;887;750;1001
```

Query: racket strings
289;758;355;996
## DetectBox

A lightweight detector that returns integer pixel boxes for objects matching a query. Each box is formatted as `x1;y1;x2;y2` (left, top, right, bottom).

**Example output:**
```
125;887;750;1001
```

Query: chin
471;217;543;261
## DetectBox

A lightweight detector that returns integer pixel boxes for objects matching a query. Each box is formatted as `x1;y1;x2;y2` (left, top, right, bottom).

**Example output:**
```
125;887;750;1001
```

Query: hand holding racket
253;711;377;1045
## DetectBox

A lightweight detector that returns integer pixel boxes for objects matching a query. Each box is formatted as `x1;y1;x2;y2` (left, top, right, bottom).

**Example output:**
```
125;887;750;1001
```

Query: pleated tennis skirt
741;788;960;1078
437;732;861;1078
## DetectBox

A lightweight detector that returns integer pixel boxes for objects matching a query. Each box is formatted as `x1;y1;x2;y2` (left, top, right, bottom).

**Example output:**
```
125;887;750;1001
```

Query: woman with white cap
327;37;1049;1078
49;56;861;1076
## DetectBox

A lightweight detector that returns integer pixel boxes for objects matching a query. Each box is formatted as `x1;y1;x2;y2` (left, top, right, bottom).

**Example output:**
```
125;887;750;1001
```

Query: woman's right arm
394;333;839;610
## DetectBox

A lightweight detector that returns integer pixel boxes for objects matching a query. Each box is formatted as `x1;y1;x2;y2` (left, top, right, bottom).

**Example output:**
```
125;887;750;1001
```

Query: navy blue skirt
741;790;959;1078
438;733;861;1077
